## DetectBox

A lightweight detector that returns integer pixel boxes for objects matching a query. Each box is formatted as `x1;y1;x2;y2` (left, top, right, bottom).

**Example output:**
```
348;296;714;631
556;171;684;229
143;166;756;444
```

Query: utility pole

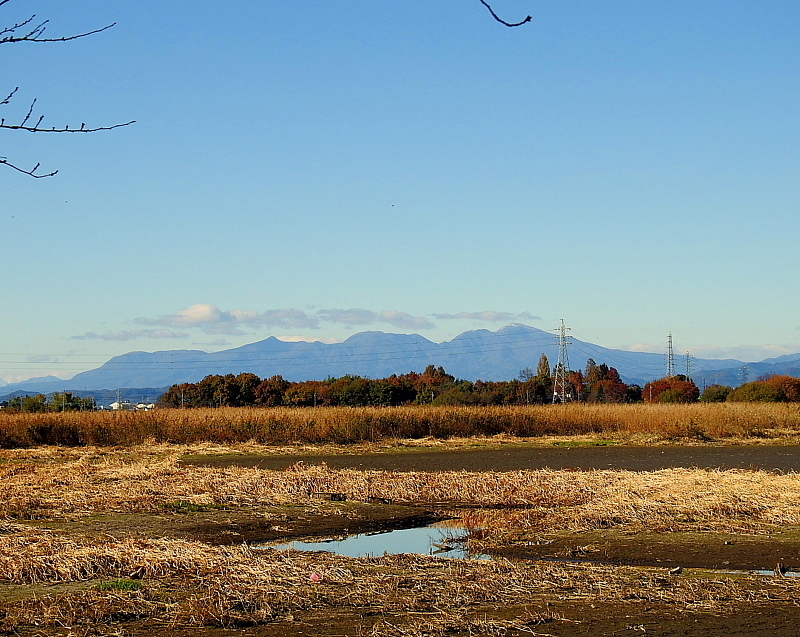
666;333;675;377
552;319;573;403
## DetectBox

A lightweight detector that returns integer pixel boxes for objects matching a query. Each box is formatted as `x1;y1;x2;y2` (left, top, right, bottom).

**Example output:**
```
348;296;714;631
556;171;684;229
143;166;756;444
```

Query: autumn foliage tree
254;375;291;407
727;375;800;402
584;360;628;403
160;358;649;409
642;375;700;403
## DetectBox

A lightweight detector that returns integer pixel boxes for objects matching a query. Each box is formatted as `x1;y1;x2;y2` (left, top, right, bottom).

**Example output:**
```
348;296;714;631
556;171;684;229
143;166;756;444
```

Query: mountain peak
3;325;799;398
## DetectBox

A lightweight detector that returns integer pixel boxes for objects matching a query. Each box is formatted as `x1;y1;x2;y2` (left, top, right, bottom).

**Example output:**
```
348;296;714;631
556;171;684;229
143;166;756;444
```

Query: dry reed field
1;450;799;534
2;443;800;634
3;402;800;447
1;527;792;634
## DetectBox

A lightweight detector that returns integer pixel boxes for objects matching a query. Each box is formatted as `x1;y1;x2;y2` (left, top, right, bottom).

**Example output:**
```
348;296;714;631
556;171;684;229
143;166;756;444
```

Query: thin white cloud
433;311;541;322
259;309;321;329
375;310;436;330
71;329;188;341
317;308;435;330
131;305;540;336
135;304;320;334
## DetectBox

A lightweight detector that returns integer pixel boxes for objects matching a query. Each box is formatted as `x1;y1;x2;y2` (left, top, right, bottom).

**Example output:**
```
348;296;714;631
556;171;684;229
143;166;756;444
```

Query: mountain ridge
2;324;795;398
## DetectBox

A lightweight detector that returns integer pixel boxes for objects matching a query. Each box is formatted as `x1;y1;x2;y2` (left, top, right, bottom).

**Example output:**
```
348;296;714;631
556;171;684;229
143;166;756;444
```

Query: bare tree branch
479;0;532;27
0;18;116;45
0;13;36;38
0;86;17;105
1;0;133;177
0;157;57;177
0;93;135;133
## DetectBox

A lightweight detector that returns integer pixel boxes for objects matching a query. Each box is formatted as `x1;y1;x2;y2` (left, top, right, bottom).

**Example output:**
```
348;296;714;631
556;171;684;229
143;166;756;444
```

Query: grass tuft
96;578;142;591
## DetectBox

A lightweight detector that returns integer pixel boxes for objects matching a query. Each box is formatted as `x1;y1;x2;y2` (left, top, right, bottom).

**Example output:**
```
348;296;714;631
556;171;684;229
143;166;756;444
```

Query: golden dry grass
0;526;795;631
3;402;800;448
1;450;799;536
1;447;800;632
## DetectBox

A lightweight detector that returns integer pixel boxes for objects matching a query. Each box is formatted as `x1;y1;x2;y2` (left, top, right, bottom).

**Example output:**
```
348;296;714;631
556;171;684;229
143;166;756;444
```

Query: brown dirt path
182;444;800;473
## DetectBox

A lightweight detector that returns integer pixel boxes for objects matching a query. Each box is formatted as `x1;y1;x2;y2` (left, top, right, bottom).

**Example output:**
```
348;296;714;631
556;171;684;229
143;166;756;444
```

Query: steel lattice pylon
552;319;573;403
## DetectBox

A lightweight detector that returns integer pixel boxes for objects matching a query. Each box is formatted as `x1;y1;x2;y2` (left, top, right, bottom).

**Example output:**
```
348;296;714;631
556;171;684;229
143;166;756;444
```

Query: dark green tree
700;384;733;403
728;381;786;402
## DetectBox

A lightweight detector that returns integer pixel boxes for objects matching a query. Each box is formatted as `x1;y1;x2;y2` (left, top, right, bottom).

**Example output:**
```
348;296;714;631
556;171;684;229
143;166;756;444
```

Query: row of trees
8;367;795;413
6;392;96;413
699;375;800;403
642;373;800;404
160;358;647;408
160;359;800;409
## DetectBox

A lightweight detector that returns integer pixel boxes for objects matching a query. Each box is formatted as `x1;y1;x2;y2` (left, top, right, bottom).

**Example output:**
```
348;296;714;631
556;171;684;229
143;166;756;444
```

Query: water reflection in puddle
751;569;800;577
266;521;486;559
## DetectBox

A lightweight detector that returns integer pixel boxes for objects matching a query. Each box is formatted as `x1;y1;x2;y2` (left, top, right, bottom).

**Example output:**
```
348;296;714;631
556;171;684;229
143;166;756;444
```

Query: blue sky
2;0;799;382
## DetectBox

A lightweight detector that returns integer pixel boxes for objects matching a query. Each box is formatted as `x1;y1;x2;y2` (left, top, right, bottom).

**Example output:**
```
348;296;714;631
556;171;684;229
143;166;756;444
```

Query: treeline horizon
5;357;798;415
158;356;798;409
159;357;642;409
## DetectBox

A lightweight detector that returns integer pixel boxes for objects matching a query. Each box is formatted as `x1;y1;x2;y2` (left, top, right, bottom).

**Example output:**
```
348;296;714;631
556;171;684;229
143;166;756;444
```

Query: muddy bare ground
176;444;800;635
493;527;800;571
181;443;800;473
6;444;800;636
179;444;800;570
8;601;800;637
29;501;441;547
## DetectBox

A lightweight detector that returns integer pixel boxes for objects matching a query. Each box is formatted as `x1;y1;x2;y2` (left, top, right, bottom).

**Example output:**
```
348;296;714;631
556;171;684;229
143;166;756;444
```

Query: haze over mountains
3;324;800;399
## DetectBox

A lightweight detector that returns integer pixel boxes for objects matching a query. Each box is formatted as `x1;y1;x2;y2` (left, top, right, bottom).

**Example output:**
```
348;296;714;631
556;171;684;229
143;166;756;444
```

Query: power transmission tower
666;333;675;377
685;351;692;378
740;364;749;385
552;319;573;403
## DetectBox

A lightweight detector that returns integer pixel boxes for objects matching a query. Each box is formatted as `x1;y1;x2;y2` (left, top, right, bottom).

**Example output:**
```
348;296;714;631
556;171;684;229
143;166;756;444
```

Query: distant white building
109;400;155;411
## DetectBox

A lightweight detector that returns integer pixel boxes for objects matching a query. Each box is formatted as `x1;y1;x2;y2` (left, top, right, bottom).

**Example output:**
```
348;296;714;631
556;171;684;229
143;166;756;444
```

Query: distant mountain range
3;324;799;401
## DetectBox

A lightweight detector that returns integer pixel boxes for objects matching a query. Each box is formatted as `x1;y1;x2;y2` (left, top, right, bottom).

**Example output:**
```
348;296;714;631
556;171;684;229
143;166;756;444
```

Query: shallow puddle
751;568;800;577
266;521;486;559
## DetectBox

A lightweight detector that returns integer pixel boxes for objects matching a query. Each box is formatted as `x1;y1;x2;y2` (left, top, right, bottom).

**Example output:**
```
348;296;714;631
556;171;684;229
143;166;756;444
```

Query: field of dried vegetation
1;404;800;635
3;402;800;447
